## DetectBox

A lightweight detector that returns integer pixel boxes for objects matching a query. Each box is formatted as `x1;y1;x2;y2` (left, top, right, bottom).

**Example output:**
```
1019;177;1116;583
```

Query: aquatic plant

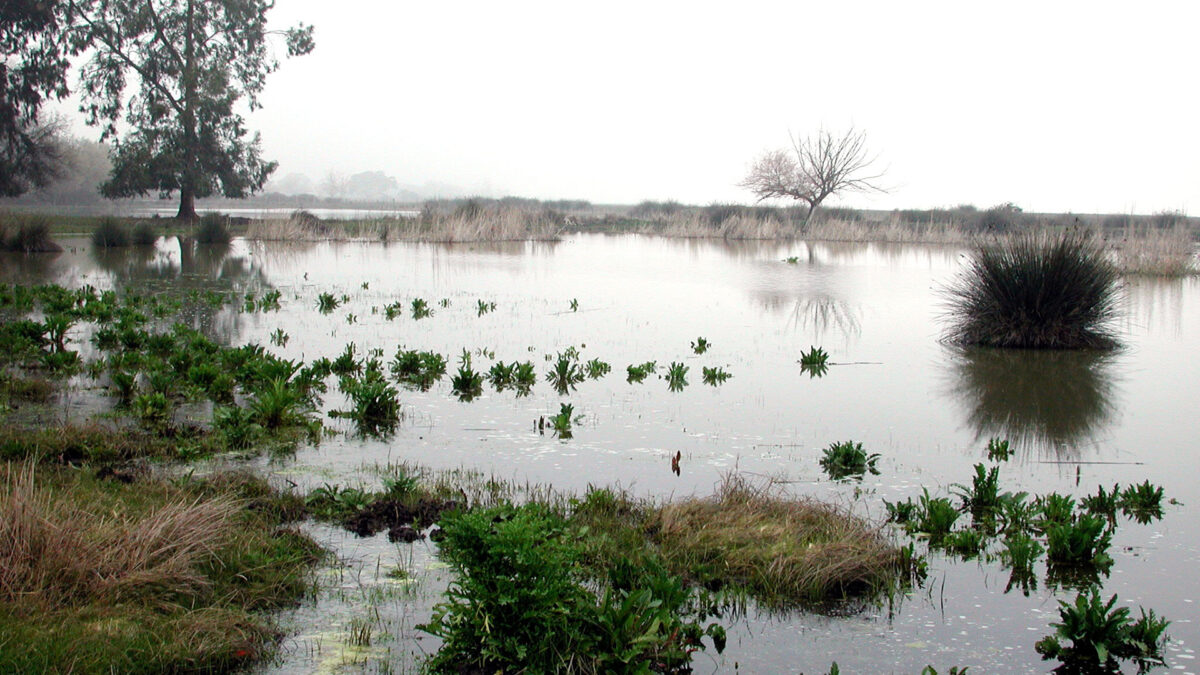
1000;531;1043;574
476;299;496;316
131;392;170;427
584;358;611;379
912;488;960;541
546;349;586;394
411;297;432;319
0;217;60;252
1119;480;1165;523
1081;483;1121;522
784;256;799;264
665;361;688;392
884;496;918;524
330;342;360;376
213;405;264;450
439;298;451;308
985;437;1013;461
269;328;288;347
390;348;446;390
1036;493;1076;531
383;300;404;320
818;440;880;480
569;298;579;312
943;230;1120;349
195;214;232;245
549;403;578;439
701;366;732;385
451;356;483;401
1045;513;1112;568
316;292;340;313
334;367;401;435
691;337;710;354
951;463;1002;523
800;345;829;367
941;528;986;557
487;361;516;390
91;217;129;247
626;361;657;383
248;377;312;430
1035;590;1169;671
512;361;536;394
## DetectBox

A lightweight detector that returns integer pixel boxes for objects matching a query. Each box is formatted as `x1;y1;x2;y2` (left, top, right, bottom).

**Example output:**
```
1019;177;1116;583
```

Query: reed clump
943;230;1121;349
0;214;62;252
654;474;901;603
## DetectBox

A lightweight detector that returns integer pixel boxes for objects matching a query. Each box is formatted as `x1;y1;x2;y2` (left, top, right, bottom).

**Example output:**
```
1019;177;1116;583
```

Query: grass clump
653;474;904;603
389;348;447;390
91;217;130;247
0;463;321;674
195;214;232;245
943;230;1121;349
0;215;61;252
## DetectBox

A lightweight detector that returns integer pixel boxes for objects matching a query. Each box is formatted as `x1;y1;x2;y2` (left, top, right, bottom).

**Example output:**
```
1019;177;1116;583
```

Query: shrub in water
943;230;1120;349
1035;590;1169;671
131;221;157;246
195;213;232;245
91;217;129;247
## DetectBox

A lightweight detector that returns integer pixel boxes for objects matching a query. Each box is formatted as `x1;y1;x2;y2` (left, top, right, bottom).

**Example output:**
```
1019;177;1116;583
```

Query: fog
50;1;1200;213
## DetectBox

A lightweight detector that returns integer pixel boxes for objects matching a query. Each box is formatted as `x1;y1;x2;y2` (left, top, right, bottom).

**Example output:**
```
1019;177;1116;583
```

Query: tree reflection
945;347;1117;460
788;295;861;340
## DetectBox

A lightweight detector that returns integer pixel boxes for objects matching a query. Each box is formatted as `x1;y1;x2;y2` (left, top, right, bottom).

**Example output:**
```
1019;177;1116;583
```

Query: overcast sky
58;1;1200;213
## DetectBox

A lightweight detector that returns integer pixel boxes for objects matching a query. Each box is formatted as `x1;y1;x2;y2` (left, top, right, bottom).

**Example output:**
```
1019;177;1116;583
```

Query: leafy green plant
665;361;688;392
316;292;340;313
512;361;536;395
1045;514;1113;569
1081;483;1121;522
269;328;288;347
884;496;918;524
546;349;586;394
1119;480;1165;523
331;342;360;376
1035;590;1169;671
411;297;432;319
626;361;656;383
214;405;264;450
691;337;710;354
487;361;516;390
951;463;1002;523
383;300;404;320
1000;531;1043;576
1036;492;1076;531
476;299;496;316
819;440;880;480
131;392;170;427
451;356;483;402
784;256;799;264
333;366;401;435
912;488;960;541
584;358;611;379
248;377;313;430
985;437;1012;461
390;348;447;390
941;528;986;557
569;298;579;312
550;403;577;439
701;366;732;385
944;230;1120;349
799;346;829;377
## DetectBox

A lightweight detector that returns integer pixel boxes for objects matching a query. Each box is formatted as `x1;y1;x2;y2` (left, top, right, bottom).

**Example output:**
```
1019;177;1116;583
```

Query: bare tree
740;127;885;228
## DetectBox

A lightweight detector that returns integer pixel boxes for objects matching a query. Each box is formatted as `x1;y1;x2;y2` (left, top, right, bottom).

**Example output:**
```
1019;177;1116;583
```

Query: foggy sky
55;1;1200;213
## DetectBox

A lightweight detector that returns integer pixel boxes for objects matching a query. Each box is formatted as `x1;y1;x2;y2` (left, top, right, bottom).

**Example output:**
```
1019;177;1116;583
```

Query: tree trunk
176;188;197;220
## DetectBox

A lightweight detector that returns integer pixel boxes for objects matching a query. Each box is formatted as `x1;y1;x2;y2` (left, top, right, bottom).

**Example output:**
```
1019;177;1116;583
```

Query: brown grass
0;462;238;612
654;474;901;603
1109;224;1198;276
246;203;564;243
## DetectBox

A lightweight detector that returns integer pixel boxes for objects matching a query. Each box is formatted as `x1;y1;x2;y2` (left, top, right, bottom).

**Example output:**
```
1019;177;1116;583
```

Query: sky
54;1;1200;213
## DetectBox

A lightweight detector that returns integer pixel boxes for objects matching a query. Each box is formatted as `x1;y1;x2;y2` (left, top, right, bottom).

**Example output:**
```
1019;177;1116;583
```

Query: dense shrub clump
944;231;1120;349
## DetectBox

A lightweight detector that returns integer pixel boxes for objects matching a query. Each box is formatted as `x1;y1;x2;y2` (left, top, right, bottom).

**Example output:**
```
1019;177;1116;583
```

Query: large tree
66;0;313;219
740;127;885;228
1;0;71;196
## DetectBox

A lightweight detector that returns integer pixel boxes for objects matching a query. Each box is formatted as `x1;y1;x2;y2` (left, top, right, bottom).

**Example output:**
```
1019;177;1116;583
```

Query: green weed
1035;590;1169;670
691;337;710;354
665;361;688;392
819;441;880;481
701;366;732;385
626;361;657;383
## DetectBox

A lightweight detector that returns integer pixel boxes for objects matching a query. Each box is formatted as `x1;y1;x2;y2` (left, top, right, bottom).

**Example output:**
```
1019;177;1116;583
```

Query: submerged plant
546;349;586;394
691;337;710;354
665;361;688;392
317;292;340;313
701;366;732;385
390;348;447;390
626;361;657;383
819;440;880;480
943;230;1121;349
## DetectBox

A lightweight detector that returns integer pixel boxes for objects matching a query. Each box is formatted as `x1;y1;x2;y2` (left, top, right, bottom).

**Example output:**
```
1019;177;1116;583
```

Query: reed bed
246;204;563;243
1108;225;1198;276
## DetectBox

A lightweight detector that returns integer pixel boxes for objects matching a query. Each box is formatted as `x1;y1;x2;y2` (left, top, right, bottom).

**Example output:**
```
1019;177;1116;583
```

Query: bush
0;216;61;253
91;217;130;247
943;230;1121;349
195;214;232;245
131;221;157;246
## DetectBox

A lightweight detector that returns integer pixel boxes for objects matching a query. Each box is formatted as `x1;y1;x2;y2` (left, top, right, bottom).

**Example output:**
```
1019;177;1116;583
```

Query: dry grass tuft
654;474;900;602
0;462;237;611
1109;225;1198;276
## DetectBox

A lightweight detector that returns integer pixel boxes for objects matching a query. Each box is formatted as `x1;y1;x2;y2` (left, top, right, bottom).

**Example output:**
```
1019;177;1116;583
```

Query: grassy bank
0;463;320;673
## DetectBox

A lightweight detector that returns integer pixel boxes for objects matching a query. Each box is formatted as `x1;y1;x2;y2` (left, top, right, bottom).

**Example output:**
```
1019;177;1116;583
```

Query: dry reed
246;204;564;243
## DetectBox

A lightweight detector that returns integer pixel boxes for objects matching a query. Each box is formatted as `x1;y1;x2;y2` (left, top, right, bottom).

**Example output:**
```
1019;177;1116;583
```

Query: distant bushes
944;230;1120;349
0;215;61;253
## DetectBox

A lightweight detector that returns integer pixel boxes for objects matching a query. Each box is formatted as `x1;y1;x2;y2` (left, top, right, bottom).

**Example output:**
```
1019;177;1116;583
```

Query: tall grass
1112;224;1197;276
943;230;1121;349
0;214;62;252
246;202;564;242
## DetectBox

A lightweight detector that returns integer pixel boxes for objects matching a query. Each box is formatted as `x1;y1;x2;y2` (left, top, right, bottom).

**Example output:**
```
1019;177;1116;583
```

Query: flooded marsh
3;233;1199;673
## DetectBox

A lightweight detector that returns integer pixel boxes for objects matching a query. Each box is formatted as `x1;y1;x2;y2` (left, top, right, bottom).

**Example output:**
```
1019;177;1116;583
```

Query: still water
5;234;1198;673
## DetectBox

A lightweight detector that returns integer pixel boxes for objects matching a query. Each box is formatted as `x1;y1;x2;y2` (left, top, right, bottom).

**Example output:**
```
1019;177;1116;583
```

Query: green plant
383;300;404;320
333;367;401;436
941;528;986;557
819;441;880;480
195;214;232;245
316;292;340;313
487;361;516;390
248;377;312;430
1119;480;1165;523
665;361;688;392
512;361;536;394
944;230;1120;349
1045;513;1113;568
390;348;447;390
985;437;1012;461
476;299;496;316
131;392;170;426
799;346;829;378
884;496;918;524
1000;531;1043;575
691;337;710;354
1035;590;1169;670
546;349;585;394
330;342;360;376
411;297;432;319
784;256;799;264
451;357;483;402
213;405;264;450
626;361;657;383
1081;483;1121;522
269;328;288;347
701;366;732;385
912;488;960;541
569;298;579;312
92;217;130;247
550;403;577;439
951;463;1002;523
584;358;611;379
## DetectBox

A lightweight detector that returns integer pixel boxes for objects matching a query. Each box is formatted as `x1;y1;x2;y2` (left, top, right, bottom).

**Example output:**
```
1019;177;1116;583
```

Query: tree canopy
1;0;72;196
66;0;314;219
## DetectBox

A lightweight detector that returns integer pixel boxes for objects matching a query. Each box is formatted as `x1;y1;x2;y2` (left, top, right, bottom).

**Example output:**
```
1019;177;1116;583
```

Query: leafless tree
740;127;885;228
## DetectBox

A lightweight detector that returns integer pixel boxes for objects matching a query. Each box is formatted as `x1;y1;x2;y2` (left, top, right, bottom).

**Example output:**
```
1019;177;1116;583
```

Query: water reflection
944;347;1117;459
788;296;861;340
